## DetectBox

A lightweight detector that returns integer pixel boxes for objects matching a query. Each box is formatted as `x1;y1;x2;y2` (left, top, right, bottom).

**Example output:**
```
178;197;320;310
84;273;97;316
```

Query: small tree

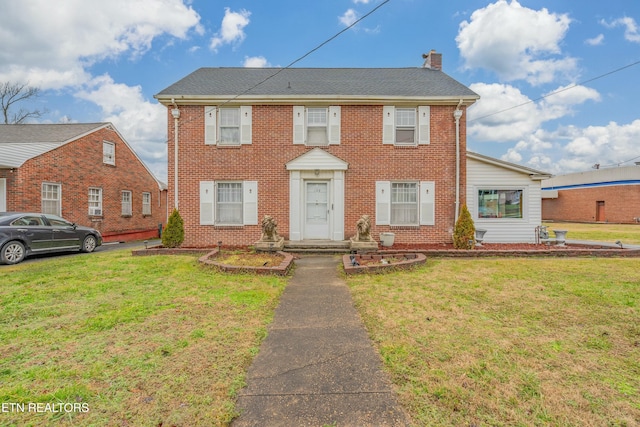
162;208;184;248
453;204;475;249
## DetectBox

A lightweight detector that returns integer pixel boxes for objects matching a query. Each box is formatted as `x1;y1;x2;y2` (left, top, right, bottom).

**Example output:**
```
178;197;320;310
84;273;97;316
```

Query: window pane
307;108;327;126
142;192;151;215
396;109;416;126
122;191;132;216
391;183;418;225
478;190;523;218
217;183;242;224
219;108;240;144
42;184;61;216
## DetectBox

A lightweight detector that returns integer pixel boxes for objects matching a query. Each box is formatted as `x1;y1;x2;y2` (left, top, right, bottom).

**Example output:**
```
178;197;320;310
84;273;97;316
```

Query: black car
0;212;102;264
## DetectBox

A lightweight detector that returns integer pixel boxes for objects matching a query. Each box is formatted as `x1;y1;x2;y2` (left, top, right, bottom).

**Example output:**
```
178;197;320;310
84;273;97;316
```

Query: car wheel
81;235;98;253
1;241;26;264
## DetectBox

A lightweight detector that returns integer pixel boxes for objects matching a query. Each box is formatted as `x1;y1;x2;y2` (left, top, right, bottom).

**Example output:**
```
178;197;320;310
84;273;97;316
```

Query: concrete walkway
232;255;410;427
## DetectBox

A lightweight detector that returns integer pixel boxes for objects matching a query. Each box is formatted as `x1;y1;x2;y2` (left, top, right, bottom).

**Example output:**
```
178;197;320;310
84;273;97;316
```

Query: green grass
347;258;640;426
543;221;640;244
0;250;286;426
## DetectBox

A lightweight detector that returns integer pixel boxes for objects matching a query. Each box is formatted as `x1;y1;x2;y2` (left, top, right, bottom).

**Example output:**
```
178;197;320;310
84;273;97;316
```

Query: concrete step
284;240;351;254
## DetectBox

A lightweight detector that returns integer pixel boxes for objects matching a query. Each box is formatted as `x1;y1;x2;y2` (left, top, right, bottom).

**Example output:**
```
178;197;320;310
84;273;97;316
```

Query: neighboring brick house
0;123;168;242
155;52;479;247
542;165;640;223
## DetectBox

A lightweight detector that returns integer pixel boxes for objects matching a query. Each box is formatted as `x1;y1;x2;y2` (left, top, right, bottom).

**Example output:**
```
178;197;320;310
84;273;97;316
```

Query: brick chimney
422;50;442;70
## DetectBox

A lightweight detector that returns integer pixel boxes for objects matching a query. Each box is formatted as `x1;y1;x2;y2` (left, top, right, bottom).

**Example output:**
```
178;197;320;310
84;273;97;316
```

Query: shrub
162;208;185;248
453;204;475;249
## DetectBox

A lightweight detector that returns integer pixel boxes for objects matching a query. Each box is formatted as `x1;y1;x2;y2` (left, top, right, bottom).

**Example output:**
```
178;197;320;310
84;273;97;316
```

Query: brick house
0;123;168;242
542;165;640;223
155;52;479;247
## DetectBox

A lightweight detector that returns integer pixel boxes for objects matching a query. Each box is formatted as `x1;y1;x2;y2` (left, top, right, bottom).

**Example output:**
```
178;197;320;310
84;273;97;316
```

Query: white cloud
76;75;167;181
499;120;640;175
243;56;270;68
456;0;576;85
0;0;202;89
210;8;251;52
339;9;359;27
602;16;640;43
585;34;604;46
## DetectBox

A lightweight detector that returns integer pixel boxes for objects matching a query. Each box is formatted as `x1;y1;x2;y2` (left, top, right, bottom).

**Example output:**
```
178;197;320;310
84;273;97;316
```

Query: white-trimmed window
42;183;61;216
477;189;524;219
293;106;341;146
121;191;132;216
200;180;258;226
383;106;430;146
391;182;418;225
103;141;115;165
142;192;151;215
204;106;252;145
376;181;435;226
88;187;103;216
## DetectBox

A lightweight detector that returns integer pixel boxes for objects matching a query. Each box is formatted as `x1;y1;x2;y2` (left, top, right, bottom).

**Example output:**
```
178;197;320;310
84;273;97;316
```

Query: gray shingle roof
155;67;479;100
0;123;107;168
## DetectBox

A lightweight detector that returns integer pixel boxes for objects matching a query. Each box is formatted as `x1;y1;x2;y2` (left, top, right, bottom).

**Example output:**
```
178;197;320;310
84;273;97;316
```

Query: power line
219;0;391;106
468;59;640;122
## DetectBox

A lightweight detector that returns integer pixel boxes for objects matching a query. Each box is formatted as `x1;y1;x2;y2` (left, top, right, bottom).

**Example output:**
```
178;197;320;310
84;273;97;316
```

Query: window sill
103;162;116;166
216;143;242;149
393;144;418;149
390;225;420;230
214;225;244;229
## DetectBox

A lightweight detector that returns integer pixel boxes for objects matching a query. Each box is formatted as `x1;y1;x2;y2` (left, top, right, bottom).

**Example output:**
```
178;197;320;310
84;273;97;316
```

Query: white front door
305;181;330;239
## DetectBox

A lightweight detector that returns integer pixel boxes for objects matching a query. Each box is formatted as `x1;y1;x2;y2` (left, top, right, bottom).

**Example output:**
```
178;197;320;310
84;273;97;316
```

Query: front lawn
543;222;640;245
0;250;286;426
347;258;640;426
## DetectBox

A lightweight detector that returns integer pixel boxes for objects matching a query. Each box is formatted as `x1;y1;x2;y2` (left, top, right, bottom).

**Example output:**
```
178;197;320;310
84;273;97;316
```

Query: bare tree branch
0;81;47;124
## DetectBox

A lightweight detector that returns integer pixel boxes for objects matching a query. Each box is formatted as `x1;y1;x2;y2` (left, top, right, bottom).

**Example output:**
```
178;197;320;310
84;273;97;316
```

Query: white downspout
171;101;180;209
453;99;463;225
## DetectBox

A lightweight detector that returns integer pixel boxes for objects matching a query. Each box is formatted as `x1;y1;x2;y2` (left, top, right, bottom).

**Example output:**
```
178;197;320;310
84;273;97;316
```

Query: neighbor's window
103;141;115;165
219;108;240;145
306;107;328;145
88;187;103;216
395;108;416;145
42;183;61;216
121;190;132;216
478;189;523;219
216;182;243;225
142;192;151;215
391;182;418;225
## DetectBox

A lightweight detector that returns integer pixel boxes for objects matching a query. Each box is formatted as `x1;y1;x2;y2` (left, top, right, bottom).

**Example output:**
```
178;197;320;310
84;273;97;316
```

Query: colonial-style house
542;165;640;223
0;123;168;242
155;52;481;247
466;152;551;243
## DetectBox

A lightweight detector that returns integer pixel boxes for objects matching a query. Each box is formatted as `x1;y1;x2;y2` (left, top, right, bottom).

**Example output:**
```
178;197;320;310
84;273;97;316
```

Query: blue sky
1;0;639;183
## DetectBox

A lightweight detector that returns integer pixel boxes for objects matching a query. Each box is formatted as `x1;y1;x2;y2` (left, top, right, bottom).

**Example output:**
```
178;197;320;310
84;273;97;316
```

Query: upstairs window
383;106;430;146
219;108;241;145
88;187;103;216
293;106;341;146
103;141;115;165
204;106;252;146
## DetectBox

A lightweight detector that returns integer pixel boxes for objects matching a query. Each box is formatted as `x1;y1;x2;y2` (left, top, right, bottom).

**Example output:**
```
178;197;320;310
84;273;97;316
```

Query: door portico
286;148;348;241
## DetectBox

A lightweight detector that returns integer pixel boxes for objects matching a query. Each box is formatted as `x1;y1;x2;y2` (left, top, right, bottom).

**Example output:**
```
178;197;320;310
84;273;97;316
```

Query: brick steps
284;240;351;254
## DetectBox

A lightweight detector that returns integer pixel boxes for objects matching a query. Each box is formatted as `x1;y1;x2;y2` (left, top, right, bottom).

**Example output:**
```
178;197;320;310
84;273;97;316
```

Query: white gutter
453;99;463;224
171;100;180;209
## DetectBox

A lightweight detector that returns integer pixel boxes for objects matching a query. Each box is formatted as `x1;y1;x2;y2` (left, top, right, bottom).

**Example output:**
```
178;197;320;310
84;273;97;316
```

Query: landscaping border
198;249;294;276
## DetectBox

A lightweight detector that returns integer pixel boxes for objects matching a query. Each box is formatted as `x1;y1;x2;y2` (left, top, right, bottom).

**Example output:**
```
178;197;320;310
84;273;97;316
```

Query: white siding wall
467;158;542;243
